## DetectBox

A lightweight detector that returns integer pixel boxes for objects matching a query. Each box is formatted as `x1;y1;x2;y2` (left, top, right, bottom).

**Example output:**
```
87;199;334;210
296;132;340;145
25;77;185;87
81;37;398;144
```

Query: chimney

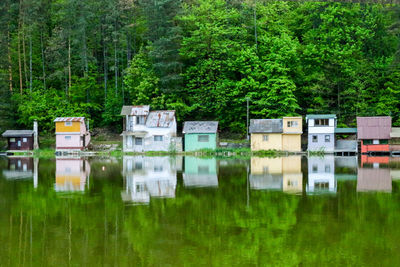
33;120;39;149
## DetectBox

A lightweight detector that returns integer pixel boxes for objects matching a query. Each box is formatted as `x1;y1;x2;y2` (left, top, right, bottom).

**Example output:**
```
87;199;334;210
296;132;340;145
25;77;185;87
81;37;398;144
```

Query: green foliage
0;0;398;134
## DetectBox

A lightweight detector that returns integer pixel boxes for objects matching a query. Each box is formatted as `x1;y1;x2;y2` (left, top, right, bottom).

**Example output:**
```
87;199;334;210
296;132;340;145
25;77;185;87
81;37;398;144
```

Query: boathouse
249;117;302;152
2;130;34;151
357;116;391;154
54;117;91;151
120;106;180;152
183;121;218;151
306;114;336;152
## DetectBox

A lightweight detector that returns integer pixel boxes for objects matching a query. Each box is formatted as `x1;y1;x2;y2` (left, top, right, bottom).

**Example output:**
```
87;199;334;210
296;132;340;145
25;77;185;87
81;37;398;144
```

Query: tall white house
120;105;180;152
306;114;337;152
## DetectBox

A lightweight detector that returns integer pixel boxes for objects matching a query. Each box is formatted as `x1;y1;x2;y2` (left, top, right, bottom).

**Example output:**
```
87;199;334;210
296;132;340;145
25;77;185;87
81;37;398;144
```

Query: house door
135;137;143;151
17;140;21;147
127;136;133;149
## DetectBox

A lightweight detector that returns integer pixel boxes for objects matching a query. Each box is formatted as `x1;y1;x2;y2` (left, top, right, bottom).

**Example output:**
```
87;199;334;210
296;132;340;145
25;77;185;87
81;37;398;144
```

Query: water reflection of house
183;157;218;188
2;157;34;179
334;157;358;181
357;167;391;192
121;156;178;204
307;156;336;194
250;156;302;193
55;158;90;192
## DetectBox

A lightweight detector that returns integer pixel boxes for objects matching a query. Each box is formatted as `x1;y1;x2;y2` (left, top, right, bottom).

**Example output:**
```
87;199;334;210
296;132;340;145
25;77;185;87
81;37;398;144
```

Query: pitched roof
306;114;337;120
146;111;175;128
183;121;218;134
249;119;283;133
120;105;150;116
54;117;85;122
357;116;391;139
2;130;34;137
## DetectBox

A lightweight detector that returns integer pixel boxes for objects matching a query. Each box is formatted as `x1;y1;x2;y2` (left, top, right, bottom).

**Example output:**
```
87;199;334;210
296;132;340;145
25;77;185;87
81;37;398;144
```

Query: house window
136;183;146;192
287;121;298;127
380;139;389;144
312;164;318;173
135;162;143;170
312;135;318;143
65;136;71;140
315;182;329;190
198;166;210;174
154;135;163;142
198;135;209;142
314;119;329;126
135;138;143;146
325;164;331;172
65;121;72;126
263;135;269;141
10;138;15;142
373;139;379;145
363;139;373;145
136;116;145;125
154;165;163;172
325;135;330;143
22;138;27;142
263;166;269;174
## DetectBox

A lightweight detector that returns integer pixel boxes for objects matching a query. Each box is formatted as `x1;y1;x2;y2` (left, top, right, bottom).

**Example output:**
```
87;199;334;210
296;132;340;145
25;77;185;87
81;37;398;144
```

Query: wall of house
282;156;301;173
282;117;302;134
251;157;283;174
184;133;217;151
122;120;177;152
282;134;301;152
55;121;81;133
251;133;282;151
307;156;336;193
307;133;335;152
283;173;303;193
56;134;82;149
7;136;33;150
361;141;390;153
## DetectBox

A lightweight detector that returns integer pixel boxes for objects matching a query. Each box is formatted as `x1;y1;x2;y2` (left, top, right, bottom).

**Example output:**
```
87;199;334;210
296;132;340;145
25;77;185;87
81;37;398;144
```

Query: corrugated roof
306;114;337;120
357;116;391;139
120;105;150;116
146;111;175;128
249;119;283;133
335;128;357;133
2;130;34;137
183;121;218;134
54;117;85;122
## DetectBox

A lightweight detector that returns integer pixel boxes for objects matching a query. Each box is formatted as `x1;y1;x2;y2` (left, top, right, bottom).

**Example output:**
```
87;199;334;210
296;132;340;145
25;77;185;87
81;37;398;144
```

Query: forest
0;0;399;135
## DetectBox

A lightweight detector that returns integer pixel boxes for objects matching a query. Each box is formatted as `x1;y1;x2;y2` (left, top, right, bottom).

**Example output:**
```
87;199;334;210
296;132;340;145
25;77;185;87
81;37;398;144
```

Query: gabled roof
54;117;85;122
183;121;218;134
146;111;175;128
306;114;336;120
357;116;391;139
120;105;150;116
249;119;283;134
2;130;34;137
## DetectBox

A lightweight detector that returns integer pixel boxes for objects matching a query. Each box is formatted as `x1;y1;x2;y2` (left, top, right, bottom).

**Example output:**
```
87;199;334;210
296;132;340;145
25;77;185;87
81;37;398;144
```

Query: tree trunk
103;40;108;102
18;0;23;94
29;35;32;93
7;28;13;92
40;31;46;90
68;36;71;95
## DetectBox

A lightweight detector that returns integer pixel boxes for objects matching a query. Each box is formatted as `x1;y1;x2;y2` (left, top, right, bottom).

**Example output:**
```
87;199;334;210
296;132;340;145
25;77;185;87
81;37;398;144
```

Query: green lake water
1;155;400;266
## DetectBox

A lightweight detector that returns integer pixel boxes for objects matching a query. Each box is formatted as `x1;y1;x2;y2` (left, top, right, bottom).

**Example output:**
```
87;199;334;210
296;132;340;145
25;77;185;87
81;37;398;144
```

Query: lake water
1;155;400;266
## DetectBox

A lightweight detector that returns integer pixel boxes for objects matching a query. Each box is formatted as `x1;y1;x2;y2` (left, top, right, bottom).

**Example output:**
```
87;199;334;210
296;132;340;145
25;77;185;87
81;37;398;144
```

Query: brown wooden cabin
2;130;34;151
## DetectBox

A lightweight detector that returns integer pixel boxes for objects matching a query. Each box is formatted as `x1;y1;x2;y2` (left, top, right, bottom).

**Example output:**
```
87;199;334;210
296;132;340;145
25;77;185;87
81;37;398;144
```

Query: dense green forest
0;0;399;135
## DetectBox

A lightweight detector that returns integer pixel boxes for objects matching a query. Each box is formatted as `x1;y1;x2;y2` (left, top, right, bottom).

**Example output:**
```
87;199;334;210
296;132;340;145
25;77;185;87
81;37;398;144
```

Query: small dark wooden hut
2;130;34;151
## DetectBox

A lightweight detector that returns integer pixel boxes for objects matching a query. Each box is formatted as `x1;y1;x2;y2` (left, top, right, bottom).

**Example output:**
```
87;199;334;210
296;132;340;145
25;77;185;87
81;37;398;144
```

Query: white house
120;105;180;152
307;156;336;194
121;156;178;204
306;114;337;152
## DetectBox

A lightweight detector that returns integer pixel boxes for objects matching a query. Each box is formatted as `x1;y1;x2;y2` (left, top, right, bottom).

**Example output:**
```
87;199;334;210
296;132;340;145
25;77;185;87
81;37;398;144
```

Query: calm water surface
1;155;400;266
